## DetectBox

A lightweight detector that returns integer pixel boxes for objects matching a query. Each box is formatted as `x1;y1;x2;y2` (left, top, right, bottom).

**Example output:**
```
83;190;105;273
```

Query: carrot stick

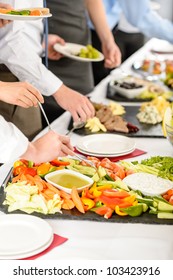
59;190;71;200
62;201;70;210
71;187;85;214
64;199;75;209
12;174;22;183
45;182;61;195
25;174;36;185
40;192;50;201
20;174;27;182
43;189;55;199
33;177;44;192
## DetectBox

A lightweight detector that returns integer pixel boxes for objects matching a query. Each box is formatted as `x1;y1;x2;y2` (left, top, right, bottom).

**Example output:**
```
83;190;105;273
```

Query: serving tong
38;102;52;131
73;153;97;170
1;167;13;189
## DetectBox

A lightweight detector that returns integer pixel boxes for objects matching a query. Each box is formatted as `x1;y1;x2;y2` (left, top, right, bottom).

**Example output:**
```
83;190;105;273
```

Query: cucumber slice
157;212;173;219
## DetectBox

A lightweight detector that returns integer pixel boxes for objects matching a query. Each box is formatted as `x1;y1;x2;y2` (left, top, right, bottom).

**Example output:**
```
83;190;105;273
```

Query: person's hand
53;84;95;123
58;134;74;156
21;130;74;164
0;3;12;28
46;34;65;60
0;81;44;107
101;39;121;69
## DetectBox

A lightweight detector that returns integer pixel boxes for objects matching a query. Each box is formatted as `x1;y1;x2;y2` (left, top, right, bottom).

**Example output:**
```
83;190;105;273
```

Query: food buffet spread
0;38;173;260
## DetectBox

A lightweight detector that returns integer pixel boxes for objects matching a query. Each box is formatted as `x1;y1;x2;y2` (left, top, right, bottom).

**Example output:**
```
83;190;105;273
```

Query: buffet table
0;38;173;260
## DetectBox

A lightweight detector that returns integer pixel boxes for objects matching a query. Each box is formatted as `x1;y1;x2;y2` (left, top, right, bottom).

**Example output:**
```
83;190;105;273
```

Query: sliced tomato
50;159;70;166
116;168;126;180
24;167;37;177
169;195;173;205
162;194;169;201
95;206;113;219
13;166;37;177
95;195;122;210
118;201;133;208
13;166;27;176
167;189;173;197
102;190;130;198
20;159;29;166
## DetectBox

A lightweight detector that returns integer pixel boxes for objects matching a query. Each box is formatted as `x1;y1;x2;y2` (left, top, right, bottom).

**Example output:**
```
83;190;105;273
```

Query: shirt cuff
39;70;63;96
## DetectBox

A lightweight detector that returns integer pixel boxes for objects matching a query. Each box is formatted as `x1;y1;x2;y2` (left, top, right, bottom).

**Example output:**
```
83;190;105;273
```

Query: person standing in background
90;0;173;85
42;0;121;125
116;1;161;62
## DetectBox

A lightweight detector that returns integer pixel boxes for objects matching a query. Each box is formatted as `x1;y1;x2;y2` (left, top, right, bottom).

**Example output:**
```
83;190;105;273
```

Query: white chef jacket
0;116;28;163
0;0;62;96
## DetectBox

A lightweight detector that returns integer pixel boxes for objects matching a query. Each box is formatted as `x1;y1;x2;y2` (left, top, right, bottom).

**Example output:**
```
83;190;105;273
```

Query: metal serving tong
73;153;97;170
1;167;13;189
38;102;52;131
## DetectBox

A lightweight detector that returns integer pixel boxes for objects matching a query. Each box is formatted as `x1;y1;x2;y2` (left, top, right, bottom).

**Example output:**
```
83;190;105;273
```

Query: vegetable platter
0;156;173;225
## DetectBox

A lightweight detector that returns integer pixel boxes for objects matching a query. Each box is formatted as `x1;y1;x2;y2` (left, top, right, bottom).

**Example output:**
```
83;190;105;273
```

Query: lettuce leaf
3;182;62;215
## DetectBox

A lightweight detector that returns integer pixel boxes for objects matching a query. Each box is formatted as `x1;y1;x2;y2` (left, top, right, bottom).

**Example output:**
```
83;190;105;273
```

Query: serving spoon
66;121;86;135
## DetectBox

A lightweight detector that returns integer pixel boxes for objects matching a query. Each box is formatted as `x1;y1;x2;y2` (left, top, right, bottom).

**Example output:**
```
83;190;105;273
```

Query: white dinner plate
0;234;53;260
76;134;136;155
0;214;53;258
151;41;173;54
76;146;135;158
53;42;104;62
0;13;52;21
76;145;135;155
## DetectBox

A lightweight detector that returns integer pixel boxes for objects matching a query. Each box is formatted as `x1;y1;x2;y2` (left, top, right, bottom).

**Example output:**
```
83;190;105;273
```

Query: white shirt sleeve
0;116;29;163
0;7;62;96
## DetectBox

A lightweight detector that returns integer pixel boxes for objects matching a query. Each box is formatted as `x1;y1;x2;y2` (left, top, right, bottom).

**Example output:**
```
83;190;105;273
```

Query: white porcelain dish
0;214;53;259
123;172;173;196
45;169;94;194
0;235;53;260
54;42;104;62
75;146;135;158
76;134;136;155
109;78;146;99
0;13;52;21
151;41;173;54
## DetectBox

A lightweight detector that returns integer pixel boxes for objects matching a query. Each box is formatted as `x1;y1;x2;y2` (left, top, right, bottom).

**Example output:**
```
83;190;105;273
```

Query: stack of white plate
76;134;136;157
0;214;53;259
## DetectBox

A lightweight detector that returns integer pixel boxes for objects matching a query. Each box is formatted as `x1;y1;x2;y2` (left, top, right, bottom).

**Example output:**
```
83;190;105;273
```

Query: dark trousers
115;30;145;62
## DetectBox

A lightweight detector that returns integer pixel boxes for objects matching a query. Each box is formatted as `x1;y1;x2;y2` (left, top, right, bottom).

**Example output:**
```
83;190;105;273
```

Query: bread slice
29;7;50;15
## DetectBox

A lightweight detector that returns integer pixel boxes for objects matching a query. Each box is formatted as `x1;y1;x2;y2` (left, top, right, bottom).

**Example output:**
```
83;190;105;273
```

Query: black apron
48;0;94;94
0;65;42;140
41;0;94;126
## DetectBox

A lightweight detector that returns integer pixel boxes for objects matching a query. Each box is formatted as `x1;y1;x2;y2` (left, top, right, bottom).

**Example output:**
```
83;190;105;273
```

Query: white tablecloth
0;38;173;260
